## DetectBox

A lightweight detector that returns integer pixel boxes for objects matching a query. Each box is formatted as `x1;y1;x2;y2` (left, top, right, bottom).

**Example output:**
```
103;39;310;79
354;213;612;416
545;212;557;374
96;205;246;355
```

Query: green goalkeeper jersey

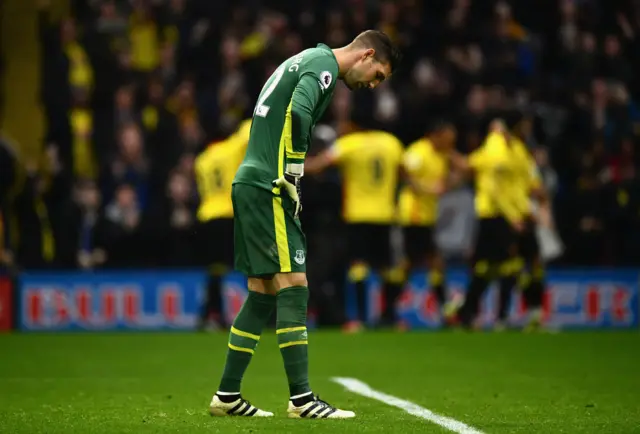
233;43;339;192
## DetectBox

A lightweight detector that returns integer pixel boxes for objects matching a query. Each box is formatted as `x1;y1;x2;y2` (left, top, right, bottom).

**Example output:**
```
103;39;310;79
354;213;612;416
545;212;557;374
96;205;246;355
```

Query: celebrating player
398;121;457;318
306;124;404;332
502;114;550;331
445;118;523;329
195;119;251;330
209;31;401;419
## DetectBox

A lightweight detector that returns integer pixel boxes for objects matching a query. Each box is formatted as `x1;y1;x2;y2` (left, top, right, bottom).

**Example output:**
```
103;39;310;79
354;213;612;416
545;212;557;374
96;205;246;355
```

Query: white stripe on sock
290;391;313;400
216;391;240;396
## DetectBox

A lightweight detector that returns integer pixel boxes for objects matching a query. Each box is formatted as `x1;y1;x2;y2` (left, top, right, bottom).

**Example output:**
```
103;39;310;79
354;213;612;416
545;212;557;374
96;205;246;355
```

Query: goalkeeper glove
272;173;302;218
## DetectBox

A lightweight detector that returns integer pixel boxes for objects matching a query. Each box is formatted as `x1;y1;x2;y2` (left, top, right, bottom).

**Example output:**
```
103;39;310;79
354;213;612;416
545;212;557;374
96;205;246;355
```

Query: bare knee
248;277;277;295
272;272;307;291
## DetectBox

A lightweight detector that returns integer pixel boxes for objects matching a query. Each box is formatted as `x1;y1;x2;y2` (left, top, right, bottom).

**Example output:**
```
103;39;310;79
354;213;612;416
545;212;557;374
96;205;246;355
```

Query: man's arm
306;134;352;175
285;74;323;176
305;148;335;175
272;72;323;217
448;149;472;173
530;179;553;227
404;174;446;196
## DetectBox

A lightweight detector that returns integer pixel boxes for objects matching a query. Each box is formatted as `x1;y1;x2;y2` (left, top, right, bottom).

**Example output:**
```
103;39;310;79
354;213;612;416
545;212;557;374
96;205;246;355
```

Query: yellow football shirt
510;138;542;217
330;130;404;224
469;132;521;223
398;138;448;226
195;137;247;221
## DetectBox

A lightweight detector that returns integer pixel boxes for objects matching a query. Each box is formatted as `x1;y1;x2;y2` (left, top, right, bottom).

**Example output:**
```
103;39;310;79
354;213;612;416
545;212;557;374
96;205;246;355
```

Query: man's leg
347;261;370;328
429;253;447;310
496;257;522;330
381;265;404;327
403;226;439;327
272;273;355;419
524;257;545;330
521;221;545;331
449;218;505;329
217;279;276;394
198;264;226;330
457;259;491;328
495;223;520;330
378;224;403;328
344;224;369;331
199;219;235;330
210;186;276;417
210;278;276;417
273;273;312;402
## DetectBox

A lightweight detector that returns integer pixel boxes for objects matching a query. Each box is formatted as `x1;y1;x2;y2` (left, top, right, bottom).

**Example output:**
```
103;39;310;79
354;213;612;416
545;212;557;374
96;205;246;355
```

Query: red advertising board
0;276;12;331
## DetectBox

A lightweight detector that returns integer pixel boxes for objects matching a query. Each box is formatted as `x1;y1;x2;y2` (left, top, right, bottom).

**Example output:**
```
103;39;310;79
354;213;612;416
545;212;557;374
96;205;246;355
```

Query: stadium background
0;0;639;331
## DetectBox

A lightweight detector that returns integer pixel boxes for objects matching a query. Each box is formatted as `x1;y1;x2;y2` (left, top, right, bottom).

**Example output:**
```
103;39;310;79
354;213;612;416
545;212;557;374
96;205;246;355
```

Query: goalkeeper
208;30;401;419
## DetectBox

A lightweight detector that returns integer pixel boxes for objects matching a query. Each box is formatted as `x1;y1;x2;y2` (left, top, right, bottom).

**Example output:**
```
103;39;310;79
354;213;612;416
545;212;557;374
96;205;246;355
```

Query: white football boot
209;394;273;417
287;396;356;419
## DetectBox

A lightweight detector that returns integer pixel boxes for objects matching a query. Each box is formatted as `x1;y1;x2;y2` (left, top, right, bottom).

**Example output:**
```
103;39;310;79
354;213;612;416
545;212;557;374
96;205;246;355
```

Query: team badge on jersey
319;71;332;90
294;249;306;265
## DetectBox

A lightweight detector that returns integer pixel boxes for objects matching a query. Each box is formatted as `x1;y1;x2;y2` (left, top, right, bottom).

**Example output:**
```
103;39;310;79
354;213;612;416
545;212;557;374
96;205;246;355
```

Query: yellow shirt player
398;121;457;313
306;128;404;330
508;116;549;330
447;118;524;329
195;119;251;329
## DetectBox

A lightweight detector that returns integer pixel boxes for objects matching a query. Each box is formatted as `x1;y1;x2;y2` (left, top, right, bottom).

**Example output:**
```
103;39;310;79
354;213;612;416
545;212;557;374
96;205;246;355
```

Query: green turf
1;331;639;433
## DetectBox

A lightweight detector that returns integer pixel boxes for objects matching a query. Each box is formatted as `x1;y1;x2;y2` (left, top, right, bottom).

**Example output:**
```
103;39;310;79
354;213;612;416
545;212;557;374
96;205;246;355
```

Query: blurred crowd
1;0;640;275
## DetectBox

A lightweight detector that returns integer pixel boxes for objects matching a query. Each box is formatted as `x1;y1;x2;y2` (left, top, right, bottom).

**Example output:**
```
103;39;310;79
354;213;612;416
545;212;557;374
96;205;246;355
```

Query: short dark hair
502;110;522;130
353;30;402;73
427;119;455;135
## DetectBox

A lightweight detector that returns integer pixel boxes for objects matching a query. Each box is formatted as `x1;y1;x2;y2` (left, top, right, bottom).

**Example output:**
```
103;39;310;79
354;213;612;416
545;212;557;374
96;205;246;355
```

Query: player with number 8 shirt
209;31;402;419
194;119;252;330
306;124;405;332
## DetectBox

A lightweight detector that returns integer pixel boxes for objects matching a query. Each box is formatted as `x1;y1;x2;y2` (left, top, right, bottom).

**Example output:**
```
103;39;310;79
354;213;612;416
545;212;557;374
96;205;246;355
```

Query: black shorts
346;223;391;268
518;218;540;262
403;225;436;264
473;217;514;264
198;218;234;267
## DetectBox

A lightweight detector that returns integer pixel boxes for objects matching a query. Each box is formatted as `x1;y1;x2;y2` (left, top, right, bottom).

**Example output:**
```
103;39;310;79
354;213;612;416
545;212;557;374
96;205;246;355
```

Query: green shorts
232;183;307;277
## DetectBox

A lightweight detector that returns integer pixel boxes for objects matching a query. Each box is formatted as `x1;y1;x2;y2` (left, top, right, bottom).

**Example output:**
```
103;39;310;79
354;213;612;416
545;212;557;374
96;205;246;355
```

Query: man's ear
362;48;376;60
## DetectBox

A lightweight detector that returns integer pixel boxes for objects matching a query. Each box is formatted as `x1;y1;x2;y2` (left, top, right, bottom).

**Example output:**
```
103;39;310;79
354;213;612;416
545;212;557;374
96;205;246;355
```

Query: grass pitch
1;331;639;433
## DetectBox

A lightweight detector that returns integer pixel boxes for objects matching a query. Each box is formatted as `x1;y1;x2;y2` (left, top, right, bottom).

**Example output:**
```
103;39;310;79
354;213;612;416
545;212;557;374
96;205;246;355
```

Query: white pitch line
331;377;485;434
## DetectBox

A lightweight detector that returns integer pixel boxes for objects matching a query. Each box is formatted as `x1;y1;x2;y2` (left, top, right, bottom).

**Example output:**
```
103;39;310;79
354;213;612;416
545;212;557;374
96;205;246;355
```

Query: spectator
141;74;180;173
128;0;164;76
104;123;151;209
56;180;107;270
600;35;633;85
14;160;56;269
102;183;146;268
147;170;197;267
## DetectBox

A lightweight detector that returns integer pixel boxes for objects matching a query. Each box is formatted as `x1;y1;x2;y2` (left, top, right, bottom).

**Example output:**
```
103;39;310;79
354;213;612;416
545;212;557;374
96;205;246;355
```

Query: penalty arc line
331;377;486;434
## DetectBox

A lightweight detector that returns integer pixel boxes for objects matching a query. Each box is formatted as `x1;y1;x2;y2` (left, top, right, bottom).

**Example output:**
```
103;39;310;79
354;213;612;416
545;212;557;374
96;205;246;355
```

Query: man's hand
511;220;525;233
447;149;471;172
273;174;302;218
427;181;446;196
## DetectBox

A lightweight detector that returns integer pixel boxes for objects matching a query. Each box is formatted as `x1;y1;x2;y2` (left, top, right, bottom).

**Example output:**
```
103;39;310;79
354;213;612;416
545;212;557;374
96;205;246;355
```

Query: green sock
218;291;275;393
276;286;311;397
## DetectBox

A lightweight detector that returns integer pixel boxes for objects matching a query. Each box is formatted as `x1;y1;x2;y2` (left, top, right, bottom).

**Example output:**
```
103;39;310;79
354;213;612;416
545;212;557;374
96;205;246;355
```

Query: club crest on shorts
294;249;306;265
